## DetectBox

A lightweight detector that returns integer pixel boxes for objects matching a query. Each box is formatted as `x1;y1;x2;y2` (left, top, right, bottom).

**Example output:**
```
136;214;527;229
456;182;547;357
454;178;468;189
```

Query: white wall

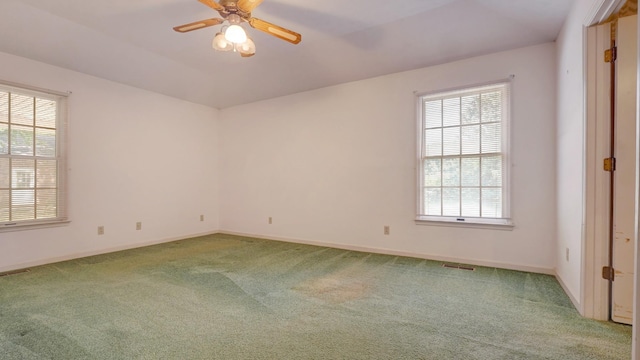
219;43;557;273
0;51;220;272
555;0;602;312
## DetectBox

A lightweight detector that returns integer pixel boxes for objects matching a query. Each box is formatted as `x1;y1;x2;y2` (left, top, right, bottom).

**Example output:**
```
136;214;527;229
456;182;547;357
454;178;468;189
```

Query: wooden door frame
584;19;612;321
583;0;639;356
633;5;640;359
583;0;630;322
585;10;637;326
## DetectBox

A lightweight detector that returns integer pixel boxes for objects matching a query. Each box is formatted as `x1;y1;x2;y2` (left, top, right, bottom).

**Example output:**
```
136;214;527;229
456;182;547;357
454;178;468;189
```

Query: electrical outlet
384;226;390;235
268;217;272;224
200;215;204;222
98;226;104;235
136;222;142;230
565;248;569;262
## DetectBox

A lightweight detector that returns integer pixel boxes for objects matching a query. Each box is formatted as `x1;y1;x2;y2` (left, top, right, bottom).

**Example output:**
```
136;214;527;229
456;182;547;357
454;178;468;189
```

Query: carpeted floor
0;233;632;359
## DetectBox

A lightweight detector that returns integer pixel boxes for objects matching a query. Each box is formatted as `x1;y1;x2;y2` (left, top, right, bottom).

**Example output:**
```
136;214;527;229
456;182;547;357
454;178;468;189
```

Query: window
416;81;511;227
0;82;67;229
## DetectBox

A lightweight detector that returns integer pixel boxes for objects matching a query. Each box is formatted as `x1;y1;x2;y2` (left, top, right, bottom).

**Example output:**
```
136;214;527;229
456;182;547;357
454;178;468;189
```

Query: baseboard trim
217;230;555;275
0;230;220;274
555;269;583;313
2;229;557;278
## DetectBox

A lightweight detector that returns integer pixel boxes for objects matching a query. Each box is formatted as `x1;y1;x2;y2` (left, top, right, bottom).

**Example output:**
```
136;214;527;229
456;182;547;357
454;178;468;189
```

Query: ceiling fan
173;0;302;57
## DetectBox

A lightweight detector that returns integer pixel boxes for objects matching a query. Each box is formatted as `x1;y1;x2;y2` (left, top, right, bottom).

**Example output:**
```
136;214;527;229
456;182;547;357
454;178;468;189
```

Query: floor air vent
0;269;31;277
442;263;475;271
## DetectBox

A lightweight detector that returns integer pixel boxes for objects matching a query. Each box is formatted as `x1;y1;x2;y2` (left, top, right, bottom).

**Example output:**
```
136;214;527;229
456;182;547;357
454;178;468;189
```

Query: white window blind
0;82;67;229
417;81;511;226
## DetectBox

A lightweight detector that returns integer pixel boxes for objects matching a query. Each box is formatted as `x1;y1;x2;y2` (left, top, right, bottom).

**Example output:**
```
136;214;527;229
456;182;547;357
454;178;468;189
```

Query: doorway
586;13;637;325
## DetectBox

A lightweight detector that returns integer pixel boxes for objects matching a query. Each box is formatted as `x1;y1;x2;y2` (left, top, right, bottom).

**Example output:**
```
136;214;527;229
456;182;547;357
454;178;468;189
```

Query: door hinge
602;266;615;281
603;157;616;172
605;47;617;62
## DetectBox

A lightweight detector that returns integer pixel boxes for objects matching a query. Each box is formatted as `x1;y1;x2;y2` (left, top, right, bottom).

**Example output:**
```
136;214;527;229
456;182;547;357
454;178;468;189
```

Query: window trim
415;78;513;228
0;80;69;232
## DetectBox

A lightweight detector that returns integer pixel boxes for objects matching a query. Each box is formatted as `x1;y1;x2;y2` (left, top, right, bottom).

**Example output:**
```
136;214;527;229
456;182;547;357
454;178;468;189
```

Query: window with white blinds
0;82;67;230
417;81;511;226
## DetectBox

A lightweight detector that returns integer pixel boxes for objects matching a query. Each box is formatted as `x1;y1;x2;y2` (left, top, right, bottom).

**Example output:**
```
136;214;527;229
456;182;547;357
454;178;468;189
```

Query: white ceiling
0;0;574;109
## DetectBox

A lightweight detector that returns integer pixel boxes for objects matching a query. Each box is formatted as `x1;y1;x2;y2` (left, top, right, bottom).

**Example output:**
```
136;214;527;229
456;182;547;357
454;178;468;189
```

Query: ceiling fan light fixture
175;0;300;58
225;24;247;44
212;31;233;51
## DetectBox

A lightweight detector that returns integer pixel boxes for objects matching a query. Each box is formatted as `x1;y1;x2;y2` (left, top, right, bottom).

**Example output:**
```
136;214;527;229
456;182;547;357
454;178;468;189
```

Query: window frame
415;79;513;229
0;80;69;232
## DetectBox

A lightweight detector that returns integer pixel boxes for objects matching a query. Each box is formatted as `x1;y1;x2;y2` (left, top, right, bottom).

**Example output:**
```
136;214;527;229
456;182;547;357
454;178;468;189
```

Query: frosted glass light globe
225;25;247;44
238;38;256;56
212;32;232;51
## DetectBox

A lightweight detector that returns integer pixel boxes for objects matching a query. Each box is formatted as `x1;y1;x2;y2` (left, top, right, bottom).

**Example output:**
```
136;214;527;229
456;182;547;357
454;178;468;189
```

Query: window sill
415;216;514;231
0;220;71;233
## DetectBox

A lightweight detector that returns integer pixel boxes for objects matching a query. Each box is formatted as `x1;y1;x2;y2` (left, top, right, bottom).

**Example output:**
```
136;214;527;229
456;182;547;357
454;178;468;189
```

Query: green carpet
0;233;631;359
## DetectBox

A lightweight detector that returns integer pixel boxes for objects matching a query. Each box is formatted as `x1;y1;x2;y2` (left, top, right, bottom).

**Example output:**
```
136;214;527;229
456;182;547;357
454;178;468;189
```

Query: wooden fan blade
237;0;263;13
198;0;225;12
173;18;224;33
249;18;301;44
